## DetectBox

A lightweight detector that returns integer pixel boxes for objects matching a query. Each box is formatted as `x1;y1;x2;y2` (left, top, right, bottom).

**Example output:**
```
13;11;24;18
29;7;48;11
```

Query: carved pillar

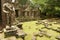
25;11;27;17
29;11;31;17
31;12;34;18
0;0;6;30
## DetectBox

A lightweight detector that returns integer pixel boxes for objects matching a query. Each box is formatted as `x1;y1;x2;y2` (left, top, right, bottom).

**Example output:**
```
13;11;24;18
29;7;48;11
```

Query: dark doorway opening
15;10;19;17
0;0;3;30
0;0;2;24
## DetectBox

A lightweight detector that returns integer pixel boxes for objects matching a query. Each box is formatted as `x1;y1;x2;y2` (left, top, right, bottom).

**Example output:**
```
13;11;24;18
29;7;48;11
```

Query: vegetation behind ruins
32;0;60;18
16;0;60;21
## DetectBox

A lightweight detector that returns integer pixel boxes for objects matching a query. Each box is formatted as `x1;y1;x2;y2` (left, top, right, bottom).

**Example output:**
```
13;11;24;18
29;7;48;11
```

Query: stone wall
15;6;40;22
0;0;6;30
0;0;16;30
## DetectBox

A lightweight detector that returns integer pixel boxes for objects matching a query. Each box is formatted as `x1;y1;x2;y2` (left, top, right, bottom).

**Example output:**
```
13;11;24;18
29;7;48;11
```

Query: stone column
18;10;20;17
1;0;6;29
29;11;31;17
25;11;27;17
31;12;34;18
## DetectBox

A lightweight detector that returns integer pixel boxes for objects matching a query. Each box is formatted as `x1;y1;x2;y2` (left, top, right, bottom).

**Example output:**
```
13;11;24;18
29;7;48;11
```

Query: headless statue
2;0;15;27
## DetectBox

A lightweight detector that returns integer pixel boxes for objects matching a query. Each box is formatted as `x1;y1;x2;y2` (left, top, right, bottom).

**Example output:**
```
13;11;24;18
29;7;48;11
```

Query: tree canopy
18;0;60;18
32;0;60;18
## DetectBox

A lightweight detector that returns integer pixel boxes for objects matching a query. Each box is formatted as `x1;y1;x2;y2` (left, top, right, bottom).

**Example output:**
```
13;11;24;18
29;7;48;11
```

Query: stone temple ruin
0;0;41;30
15;0;40;21
0;0;60;39
0;0;41;40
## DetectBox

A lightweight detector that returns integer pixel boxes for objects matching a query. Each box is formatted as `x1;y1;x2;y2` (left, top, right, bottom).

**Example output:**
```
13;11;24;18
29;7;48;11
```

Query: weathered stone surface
44;33;52;38
3;26;18;37
33;29;46;37
32;36;37;40
56;35;60;39
36;20;42;24
1;38;7;40
0;33;4;39
17;24;23;29
7;36;16;40
39;29;47;34
38;32;44;37
43;22;49;28
33;32;39;36
16;30;27;36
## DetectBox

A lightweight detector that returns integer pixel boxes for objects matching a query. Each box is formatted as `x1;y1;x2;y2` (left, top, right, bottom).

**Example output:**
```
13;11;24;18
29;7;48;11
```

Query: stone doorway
0;0;3;30
0;0;2;24
15;10;19;17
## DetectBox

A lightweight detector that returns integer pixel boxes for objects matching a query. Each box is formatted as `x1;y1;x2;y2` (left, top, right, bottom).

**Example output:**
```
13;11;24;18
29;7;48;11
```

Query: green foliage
32;0;48;4
18;0;27;5
47;0;60;7
33;0;60;18
18;0;60;18
46;0;60;17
